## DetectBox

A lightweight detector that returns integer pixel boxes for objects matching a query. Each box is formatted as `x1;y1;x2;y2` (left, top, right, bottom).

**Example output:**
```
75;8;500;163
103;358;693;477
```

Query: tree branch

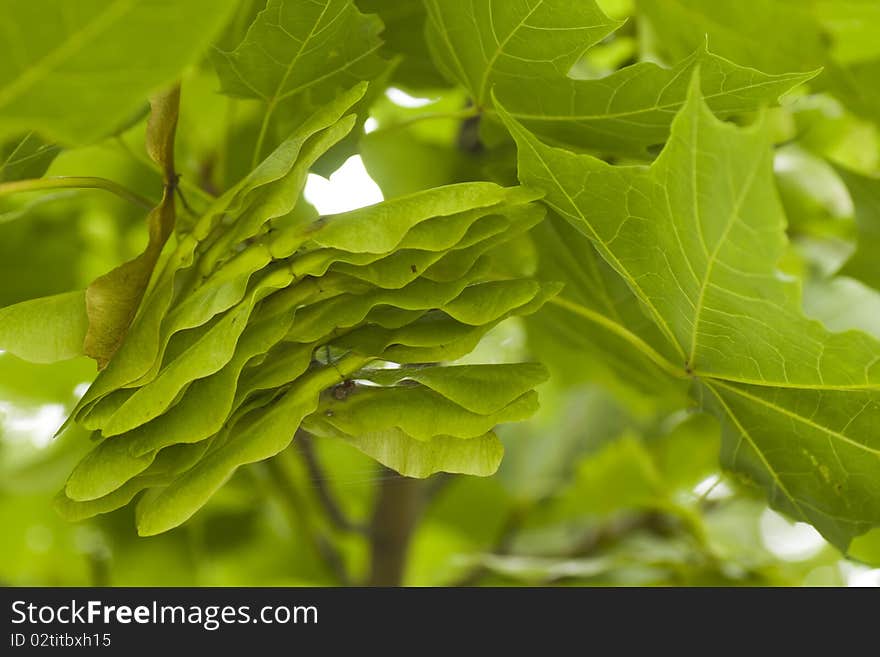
366;469;424;586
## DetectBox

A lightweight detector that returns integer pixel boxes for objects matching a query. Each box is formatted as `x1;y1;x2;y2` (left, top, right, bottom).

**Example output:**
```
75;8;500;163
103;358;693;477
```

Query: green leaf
422;2;812;159
212;0;387;162
420;206;543;281
424;0;621;108
443;279;542;325
525;213;688;405
0;290;88;363
338;280;559;363
635;0;825;75
500;79;880;552
0;132;59;181
357;0;446;88
212;0;384;103
496;46;818;158
205;112;360;260
635;0;880;125
552;434;665;517
232;342;315;410
0;0;238;145
55;479;146;522
283;269;488;344
286;202;535;287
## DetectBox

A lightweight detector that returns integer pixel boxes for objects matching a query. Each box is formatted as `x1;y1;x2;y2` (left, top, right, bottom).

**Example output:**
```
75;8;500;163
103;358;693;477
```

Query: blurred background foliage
3;0;880;586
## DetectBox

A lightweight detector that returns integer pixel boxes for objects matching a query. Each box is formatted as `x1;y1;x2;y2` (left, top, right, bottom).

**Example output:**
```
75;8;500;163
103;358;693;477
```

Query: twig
263;451;352;585
113;136;215;205
295;430;368;535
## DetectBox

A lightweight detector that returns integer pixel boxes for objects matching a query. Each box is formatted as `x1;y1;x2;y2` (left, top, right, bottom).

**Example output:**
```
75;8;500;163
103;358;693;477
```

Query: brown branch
366;469;424;586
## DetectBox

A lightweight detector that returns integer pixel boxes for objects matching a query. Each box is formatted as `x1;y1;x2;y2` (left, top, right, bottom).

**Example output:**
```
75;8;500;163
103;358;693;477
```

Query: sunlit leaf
425;0;620;109
0;291;88;363
0;0;238;145
212;0;387;162
501;79;880;553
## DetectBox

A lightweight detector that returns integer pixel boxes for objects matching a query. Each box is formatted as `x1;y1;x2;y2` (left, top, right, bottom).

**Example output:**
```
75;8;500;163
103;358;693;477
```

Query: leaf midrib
265;0;337;105
710;378;880;457
549;297;880;392
686;141;763;369
702;380;808;522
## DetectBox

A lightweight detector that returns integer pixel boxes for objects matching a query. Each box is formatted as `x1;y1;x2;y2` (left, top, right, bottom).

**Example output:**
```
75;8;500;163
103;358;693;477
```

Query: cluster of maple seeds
54;89;555;536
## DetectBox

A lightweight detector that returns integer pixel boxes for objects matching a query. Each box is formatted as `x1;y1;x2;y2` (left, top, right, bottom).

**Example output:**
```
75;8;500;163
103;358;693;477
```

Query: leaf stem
548;295;686;380
0;176;156;209
262;451;352;585
252;98;278;169
296;429;368;535
216;97;238;190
